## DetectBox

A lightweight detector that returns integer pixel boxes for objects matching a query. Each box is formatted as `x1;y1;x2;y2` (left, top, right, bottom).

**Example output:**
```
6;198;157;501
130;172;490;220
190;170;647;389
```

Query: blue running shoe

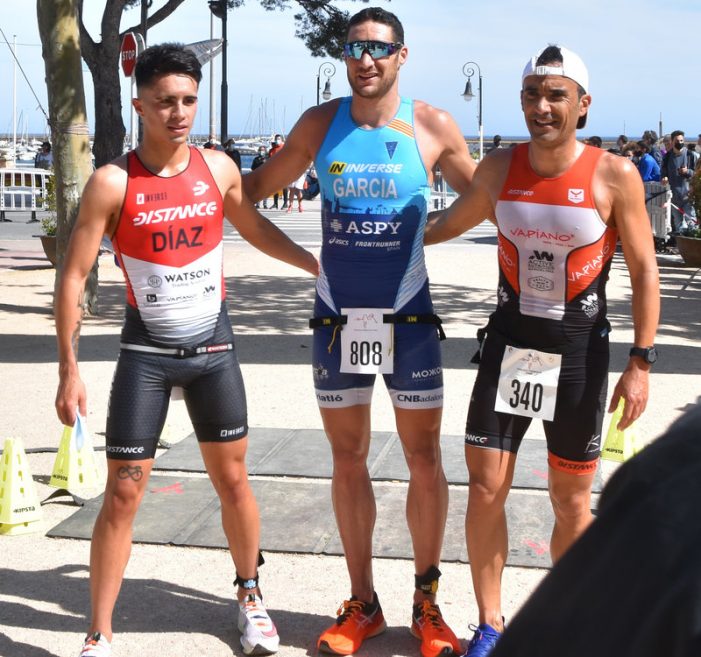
463;623;501;657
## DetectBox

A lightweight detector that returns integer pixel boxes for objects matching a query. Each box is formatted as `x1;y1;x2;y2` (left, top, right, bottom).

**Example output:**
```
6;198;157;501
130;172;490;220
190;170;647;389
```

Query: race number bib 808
340;307;394;374
494;346;561;421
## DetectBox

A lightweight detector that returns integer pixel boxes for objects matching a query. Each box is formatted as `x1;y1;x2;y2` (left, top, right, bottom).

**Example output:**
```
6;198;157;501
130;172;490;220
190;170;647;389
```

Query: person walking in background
54;43;317;657
661;130;699;233
425;44;659;657
244;7;476;657
286;168;308;212
268;134;288;209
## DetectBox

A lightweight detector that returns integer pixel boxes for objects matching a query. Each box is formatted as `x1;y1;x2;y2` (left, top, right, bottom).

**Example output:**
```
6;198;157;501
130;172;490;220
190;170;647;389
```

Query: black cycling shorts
465;329;608;475
105;347;248;460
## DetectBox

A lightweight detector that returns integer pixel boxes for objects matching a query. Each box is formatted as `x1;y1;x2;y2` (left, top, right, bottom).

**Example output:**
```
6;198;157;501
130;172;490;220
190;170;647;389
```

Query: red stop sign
120;32;138;76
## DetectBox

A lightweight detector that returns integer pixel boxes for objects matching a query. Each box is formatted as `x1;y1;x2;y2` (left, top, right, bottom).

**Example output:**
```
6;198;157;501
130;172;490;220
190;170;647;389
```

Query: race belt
309;313;445;340
120;342;234;358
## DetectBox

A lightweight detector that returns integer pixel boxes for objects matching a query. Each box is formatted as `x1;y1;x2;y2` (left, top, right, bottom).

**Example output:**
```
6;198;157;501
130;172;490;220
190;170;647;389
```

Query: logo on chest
567;188;584;204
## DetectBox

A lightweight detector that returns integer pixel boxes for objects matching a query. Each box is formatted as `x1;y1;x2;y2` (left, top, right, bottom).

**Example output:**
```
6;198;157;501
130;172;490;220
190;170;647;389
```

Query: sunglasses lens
368;42;389;58
344;41;396;60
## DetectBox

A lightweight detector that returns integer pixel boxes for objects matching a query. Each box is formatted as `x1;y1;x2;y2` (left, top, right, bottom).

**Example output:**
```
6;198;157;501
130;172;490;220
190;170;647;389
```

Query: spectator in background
203;140;223;151
661;134;672;156
224;139;242;171
642;130;662;167
487;134;502;153
621;141;638;163
268;134;288;209
637;141;661;182
616;134;628;151
251;146;269;209
661;130;699;232
586;135;602;148
35;141;53;169
286;168;307;213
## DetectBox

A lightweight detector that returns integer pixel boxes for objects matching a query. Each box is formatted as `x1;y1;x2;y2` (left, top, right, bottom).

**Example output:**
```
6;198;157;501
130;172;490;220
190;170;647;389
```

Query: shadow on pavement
0;564;335;654
1;255;699;374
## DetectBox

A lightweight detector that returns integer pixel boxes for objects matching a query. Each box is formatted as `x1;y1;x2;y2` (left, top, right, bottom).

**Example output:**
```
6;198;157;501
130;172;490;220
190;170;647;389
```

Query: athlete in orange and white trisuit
55;43;317;657
425;45;659;657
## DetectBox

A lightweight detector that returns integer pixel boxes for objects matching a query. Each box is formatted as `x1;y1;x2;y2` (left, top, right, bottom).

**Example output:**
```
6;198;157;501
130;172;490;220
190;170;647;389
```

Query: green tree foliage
78;0;370;167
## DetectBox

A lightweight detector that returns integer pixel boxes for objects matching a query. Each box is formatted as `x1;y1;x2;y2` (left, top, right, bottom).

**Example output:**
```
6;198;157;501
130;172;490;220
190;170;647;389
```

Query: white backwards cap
522;45;589;93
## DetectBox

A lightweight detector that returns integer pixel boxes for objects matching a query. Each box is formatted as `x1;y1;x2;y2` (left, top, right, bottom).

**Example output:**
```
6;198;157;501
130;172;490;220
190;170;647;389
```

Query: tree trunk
90;47;127;168
78;0;188;168
37;0;98;313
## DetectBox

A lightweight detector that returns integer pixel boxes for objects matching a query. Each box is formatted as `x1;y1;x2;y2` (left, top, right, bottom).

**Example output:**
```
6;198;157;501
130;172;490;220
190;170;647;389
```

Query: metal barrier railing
0;168;52;222
643;181;672;247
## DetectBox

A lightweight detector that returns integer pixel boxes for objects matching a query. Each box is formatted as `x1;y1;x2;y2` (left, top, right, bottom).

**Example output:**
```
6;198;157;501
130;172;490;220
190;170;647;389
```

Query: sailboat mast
12;35;17;156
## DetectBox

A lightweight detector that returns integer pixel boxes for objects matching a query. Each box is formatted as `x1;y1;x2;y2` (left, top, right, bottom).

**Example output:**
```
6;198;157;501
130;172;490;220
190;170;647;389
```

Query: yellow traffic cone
0;437;43;535
49;415;104;498
601;398;641;463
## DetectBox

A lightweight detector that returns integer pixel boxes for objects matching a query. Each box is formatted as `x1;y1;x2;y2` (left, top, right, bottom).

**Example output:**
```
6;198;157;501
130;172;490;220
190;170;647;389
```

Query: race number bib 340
340;307;394;374
494;346;562;421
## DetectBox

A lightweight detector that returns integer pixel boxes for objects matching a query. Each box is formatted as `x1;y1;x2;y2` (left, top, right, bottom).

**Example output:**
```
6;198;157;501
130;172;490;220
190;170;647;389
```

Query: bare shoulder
478;147;513;181
596;150;641;185
289;99;341;156
84;155;128;202
412;99;458;133
201;147;239;189
303;98;341;124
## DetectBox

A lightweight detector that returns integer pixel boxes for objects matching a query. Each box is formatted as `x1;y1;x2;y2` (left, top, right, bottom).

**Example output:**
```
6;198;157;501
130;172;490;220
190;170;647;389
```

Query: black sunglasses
343;40;403;60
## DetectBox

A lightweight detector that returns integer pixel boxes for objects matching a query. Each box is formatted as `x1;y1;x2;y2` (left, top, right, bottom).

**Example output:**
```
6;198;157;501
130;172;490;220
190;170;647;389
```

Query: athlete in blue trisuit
244;7;475;657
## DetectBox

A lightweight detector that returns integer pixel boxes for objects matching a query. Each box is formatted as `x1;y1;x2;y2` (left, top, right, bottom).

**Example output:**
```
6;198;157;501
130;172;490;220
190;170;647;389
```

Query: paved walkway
1;203;700;656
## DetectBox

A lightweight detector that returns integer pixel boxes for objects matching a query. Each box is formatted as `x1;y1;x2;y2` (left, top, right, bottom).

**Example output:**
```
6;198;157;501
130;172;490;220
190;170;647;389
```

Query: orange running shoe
317;593;387;655
411;600;462;657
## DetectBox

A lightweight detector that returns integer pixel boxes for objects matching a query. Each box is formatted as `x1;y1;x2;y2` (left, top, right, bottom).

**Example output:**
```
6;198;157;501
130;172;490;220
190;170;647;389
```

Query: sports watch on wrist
629;346;658;364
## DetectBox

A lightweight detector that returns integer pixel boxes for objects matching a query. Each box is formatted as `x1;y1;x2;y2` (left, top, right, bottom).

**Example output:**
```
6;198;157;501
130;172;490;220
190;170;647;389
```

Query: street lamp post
462;61;483;160
316;61;336;105
208;0;228;145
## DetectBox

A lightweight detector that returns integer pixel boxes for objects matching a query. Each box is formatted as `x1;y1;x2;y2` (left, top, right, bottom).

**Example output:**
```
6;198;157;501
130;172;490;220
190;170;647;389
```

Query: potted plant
678;170;701;266
38;175;58;266
676;224;701;267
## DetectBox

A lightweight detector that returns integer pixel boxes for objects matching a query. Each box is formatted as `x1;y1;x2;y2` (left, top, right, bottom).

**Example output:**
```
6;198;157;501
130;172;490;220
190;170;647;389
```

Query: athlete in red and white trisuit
54;44;317;657
114;146;228;346
425;45;659;657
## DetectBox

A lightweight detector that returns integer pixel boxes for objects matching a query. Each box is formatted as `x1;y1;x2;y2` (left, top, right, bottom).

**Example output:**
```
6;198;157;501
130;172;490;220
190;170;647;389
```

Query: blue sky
1;0;700;141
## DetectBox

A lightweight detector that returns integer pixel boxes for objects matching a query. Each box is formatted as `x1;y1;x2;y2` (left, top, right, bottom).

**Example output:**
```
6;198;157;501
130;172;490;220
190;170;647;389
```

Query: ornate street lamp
317;61;336;105
462;61;483;160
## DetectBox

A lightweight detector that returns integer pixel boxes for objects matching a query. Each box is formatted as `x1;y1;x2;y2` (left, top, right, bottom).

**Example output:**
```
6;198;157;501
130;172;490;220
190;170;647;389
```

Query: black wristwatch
629;346;658;364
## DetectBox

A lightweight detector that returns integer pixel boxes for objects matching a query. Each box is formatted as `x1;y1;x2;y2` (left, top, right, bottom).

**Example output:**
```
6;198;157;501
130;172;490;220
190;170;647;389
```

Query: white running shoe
237;593;280;655
78;632;111;656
